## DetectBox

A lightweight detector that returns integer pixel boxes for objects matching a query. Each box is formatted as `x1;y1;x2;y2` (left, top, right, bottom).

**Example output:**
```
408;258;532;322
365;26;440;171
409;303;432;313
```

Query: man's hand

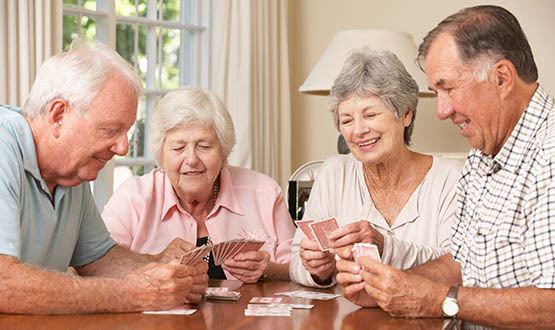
222;251;270;283
185;261;209;304
300;238;335;284
329;220;384;255
124;261;195;311
359;256;447;318
336;257;378;307
155;238;195;263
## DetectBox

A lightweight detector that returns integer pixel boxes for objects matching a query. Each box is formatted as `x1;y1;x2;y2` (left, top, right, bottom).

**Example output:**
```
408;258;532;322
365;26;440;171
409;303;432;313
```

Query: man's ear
46;99;68;138
492;59;516;99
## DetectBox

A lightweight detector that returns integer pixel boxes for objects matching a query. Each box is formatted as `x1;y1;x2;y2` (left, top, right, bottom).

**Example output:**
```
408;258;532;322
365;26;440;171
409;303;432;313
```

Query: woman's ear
403;110;413;127
47;99;68;138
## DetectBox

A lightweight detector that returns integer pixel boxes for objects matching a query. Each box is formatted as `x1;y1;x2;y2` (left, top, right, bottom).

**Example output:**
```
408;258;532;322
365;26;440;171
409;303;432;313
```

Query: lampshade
299;30;433;97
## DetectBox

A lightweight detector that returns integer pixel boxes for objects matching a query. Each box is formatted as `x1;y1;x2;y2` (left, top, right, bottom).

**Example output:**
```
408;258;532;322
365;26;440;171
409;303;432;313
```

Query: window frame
62;0;212;209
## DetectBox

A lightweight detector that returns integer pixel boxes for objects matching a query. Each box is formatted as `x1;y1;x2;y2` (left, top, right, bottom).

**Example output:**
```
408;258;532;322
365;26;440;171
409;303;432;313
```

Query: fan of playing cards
179;239;265;265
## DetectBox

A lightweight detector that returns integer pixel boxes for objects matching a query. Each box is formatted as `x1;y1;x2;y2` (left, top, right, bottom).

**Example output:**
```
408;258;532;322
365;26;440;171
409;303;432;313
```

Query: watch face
443;299;459;317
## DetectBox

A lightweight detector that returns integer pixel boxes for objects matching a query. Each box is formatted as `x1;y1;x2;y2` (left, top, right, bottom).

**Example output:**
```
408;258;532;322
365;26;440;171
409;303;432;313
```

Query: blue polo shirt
0;105;116;271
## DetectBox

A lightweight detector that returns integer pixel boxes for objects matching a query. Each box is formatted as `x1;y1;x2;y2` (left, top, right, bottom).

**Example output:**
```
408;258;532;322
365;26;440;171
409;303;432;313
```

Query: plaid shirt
452;86;555;288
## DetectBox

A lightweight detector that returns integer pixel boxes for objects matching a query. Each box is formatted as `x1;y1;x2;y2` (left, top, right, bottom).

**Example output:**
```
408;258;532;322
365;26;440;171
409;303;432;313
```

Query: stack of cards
212;239;265;266
352;243;381;264
245;297;290;317
274;291;341;300
205;287;241;301
296;218;339;251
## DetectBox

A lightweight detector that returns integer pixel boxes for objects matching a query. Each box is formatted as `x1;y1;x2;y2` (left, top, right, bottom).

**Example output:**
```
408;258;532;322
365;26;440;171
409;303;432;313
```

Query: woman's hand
300;238;336;284
222;250;270;283
329;220;384;255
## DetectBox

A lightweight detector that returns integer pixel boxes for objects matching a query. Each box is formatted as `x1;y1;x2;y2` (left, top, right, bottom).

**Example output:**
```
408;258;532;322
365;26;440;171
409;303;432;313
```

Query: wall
289;0;555;170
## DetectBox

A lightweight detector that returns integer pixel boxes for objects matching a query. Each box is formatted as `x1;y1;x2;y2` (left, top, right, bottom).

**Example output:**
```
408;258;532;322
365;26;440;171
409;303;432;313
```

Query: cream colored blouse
290;154;462;287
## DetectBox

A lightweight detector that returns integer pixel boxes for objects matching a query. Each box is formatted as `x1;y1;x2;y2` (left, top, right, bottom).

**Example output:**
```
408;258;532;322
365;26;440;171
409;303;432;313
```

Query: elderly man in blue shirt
0;40;207;314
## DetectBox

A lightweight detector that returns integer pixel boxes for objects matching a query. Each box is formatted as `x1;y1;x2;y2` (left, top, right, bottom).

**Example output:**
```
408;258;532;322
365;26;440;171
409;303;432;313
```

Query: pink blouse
102;166;294;267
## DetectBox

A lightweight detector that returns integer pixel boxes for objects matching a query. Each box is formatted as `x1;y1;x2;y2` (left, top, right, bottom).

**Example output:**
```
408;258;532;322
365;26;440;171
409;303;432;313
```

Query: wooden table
0;280;460;330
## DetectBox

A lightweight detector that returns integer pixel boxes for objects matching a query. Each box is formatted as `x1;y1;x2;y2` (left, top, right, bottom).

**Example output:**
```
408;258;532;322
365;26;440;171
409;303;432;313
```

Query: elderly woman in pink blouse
102;86;294;283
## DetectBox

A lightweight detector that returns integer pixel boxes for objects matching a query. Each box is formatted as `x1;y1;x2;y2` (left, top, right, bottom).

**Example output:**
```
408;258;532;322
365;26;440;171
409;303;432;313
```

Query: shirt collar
160;166;244;221
3;105;53;195
491;85;551;174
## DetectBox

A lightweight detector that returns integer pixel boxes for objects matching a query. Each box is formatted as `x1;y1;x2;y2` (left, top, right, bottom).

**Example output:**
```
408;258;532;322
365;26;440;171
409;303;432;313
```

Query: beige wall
289;0;555;171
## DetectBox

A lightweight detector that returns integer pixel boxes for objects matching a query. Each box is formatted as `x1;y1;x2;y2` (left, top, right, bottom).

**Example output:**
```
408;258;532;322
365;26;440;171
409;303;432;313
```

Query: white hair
149;86;236;165
23;39;143;117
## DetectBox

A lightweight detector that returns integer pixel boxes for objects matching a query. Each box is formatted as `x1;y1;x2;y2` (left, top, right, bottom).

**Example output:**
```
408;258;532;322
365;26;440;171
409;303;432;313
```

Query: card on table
309;218;339;251
143;306;197;315
295;219;315;240
249;297;284;304
352;242;381;264
274;290;341;300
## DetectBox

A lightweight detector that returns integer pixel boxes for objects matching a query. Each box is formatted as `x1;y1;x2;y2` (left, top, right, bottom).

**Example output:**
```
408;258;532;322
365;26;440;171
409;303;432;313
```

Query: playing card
247;303;313;310
244;308;291;317
143;306;197;315
296;220;315;240
309;218;339;251
180;245;212;265
352;243;381;264
234;240;264;255
249;297;284;304
274;290;341;300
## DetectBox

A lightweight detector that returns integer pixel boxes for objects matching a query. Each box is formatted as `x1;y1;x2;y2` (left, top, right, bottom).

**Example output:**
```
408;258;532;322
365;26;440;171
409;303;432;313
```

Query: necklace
212;175;220;202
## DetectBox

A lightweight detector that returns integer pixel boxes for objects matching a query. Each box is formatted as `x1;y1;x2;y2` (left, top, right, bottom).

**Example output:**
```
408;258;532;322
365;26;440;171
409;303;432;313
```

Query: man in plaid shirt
335;5;555;327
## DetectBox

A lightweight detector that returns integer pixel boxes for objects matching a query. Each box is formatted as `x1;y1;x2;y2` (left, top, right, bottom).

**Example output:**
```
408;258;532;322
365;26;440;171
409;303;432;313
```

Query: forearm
264;262;289;281
407;254;461;285
0;257;140;314
76;245;151;277
457;287;555;328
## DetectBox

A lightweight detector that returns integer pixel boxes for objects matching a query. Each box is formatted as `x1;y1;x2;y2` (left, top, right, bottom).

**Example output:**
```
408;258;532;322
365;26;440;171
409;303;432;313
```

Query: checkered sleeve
525;160;555;288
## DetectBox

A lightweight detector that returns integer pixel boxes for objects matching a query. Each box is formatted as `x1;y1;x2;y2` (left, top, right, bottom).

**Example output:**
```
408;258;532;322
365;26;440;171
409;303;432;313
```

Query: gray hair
417;5;538;83
149;86;236;165
23;39;143;117
330;48;419;145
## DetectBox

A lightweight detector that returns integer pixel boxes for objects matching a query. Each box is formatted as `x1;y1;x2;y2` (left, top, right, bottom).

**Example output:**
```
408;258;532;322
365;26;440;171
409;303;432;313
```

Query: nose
353;117;369;136
436;92;454;121
183;145;200;166
111;133;129;156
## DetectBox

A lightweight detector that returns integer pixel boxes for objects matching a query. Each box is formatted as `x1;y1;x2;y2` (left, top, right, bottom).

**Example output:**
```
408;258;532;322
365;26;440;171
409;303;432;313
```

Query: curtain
211;0;292;186
0;0;63;106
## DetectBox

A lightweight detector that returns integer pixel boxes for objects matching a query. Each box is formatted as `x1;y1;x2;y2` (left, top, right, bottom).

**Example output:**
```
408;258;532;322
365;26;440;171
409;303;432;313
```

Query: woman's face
160;122;224;199
338;94;411;165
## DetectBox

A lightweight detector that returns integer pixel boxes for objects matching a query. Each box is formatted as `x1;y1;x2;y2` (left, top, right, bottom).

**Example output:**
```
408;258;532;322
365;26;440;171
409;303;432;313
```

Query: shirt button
387;230;394;237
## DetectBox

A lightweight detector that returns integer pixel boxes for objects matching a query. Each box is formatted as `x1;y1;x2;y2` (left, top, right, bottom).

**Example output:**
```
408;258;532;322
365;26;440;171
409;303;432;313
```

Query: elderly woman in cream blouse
289;48;462;288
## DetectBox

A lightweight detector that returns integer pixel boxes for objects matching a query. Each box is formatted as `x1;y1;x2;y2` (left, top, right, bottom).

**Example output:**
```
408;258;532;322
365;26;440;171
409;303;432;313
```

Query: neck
25;115;58;194
363;147;414;189
491;81;538;156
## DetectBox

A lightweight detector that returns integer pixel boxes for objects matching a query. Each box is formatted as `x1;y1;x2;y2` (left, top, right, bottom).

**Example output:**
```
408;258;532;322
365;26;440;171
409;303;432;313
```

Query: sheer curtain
211;0;291;186
0;0;63;106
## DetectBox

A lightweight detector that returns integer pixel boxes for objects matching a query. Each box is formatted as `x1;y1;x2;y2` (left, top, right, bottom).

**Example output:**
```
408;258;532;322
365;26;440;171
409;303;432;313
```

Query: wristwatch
442;286;459;318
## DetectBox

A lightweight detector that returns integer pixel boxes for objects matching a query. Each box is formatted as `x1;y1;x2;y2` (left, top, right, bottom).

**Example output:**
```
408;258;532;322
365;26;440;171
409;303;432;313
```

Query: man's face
424;33;504;155
53;72;137;187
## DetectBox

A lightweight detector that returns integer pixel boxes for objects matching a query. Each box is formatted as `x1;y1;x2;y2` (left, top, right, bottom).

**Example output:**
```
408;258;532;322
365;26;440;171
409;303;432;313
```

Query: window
63;0;211;208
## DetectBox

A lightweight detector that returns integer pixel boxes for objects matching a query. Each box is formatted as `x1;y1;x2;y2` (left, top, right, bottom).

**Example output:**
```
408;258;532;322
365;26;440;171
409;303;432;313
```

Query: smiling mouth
357;137;380;147
182;170;205;176
93;157;109;164
455;120;470;131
